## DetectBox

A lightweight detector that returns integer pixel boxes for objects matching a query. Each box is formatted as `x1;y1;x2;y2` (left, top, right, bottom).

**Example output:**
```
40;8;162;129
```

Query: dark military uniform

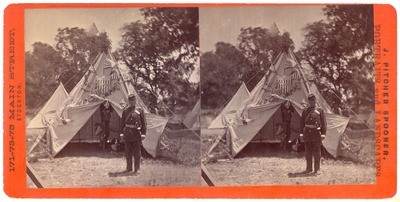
280;102;295;147
120;106;146;172
300;105;326;173
100;104;113;149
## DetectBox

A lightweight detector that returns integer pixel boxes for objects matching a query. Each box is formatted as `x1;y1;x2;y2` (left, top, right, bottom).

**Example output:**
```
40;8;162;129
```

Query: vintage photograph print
24;7;201;188
200;5;383;186
3;3;396;199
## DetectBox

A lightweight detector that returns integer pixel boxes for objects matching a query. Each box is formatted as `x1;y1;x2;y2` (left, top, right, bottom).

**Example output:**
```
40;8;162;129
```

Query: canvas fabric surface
27;52;168;157
207;50;350;158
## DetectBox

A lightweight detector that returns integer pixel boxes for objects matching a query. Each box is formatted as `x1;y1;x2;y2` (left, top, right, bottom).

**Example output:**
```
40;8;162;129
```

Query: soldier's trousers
305;141;321;172
282;121;291;143
103;122;110;140
125;140;141;172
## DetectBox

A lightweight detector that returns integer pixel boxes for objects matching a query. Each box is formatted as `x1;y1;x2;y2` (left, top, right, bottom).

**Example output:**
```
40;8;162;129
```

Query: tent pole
27;129;44;155
201;164;217;186
212;83;247;117
145;86;200;138
328;90;374;154
27;162;44;188
329;89;374;130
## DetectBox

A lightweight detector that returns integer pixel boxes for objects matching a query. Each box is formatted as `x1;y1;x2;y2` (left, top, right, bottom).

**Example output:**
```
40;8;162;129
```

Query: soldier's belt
305;124;317;128
125;124;141;129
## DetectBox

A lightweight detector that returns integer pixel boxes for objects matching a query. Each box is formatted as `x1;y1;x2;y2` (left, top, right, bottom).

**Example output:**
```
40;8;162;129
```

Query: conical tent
27;83;70;155
208;83;250;129
27;83;69;129
208;49;350;158
366;111;375;128
27;52;169;157
87;22;99;36
183;99;201;129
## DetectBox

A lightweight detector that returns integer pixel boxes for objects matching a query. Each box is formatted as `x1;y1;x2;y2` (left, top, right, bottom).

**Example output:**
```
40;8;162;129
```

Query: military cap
307;93;316;100
128;94;136;101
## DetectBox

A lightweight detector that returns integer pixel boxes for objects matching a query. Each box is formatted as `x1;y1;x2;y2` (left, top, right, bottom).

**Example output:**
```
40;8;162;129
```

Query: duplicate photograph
25;7;200;187
200;5;375;186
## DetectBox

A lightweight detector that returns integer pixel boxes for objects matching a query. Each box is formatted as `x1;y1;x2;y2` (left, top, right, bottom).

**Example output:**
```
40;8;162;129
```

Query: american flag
96;76;112;95
277;75;291;94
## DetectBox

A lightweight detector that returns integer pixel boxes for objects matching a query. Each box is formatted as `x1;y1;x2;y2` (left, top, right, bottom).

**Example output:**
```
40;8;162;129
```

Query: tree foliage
26;27;112;111
25;42;65;110
201;42;248;109
117;8;199;111
54;27;112;91
238;28;295;90
201;27;295;109
300;5;374;112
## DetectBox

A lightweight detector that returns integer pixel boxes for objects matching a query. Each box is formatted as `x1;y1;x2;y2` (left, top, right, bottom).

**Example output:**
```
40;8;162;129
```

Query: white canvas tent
27;83;69;130
208;83;250;129
183;99;201;129
208;49;351;158
27;52;169;157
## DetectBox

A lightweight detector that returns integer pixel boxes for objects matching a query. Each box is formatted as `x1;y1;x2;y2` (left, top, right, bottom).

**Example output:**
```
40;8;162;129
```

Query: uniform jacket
120;106;147;141
100;106;112;123
281;103;295;123
300;106;327;142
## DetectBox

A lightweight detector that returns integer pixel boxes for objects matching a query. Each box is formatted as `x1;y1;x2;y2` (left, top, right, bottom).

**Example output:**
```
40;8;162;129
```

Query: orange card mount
3;3;397;199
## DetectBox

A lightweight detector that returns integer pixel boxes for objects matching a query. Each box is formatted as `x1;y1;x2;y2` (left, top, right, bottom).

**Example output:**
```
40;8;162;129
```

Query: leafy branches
117;8;199;111
300;5;374;112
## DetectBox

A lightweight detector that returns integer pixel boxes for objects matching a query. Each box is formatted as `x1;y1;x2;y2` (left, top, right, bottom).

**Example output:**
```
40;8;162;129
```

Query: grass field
26;110;376;187
28;142;201;188
202;128;376;186
27;127;201;188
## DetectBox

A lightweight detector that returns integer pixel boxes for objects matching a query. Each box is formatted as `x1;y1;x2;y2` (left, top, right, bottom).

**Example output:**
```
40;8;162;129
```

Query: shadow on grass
56;142;200;166
235;143;305;160
57;142;128;159
287;171;318;178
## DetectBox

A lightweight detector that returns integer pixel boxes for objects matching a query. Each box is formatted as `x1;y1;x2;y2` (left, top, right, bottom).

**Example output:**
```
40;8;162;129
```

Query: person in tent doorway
280;99;295;151
100;101;113;150
120;94;147;174
300;94;327;175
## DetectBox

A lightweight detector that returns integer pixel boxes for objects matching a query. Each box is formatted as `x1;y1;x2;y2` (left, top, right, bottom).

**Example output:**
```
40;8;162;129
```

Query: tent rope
205;129;233;160
329;90;374;154
329;90;374;131
244;68;265;86
27;128;53;159
31;53;98;115
30;68;82;116
30;85;61;115
309;66;373;155
147;89;200;139
212;84;244;117
212;67;265;116
304;58;373;120
64;69;83;86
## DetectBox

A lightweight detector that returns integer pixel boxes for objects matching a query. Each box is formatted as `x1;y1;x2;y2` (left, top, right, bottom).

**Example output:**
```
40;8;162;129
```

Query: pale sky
25;8;144;51
25;6;325;52
24;7;200;82
24;6;325;83
199;5;325;52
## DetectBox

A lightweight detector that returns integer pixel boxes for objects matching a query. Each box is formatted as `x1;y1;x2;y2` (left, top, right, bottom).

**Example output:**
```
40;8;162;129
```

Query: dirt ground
202;129;376;186
204;148;375;186
26;114;375;188
28;142;201;188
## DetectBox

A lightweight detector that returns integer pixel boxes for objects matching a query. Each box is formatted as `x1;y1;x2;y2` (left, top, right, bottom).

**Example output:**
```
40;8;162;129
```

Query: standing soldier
120;94;147;174
100;101;113;150
280;99;295;151
300;94;327;175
